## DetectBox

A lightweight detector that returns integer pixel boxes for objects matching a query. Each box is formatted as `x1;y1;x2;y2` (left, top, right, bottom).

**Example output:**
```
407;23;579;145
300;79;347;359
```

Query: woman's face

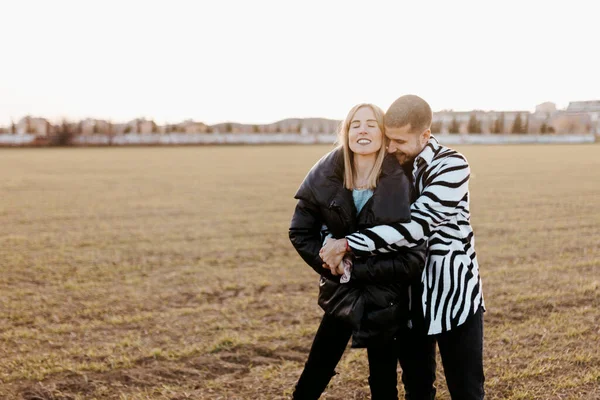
347;106;383;156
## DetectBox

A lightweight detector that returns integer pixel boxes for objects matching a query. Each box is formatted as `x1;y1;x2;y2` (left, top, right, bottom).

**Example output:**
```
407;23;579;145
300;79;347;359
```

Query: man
321;95;485;399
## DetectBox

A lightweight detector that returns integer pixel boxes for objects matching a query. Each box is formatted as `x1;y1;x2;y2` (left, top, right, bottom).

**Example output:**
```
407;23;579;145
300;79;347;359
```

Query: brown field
0;144;599;400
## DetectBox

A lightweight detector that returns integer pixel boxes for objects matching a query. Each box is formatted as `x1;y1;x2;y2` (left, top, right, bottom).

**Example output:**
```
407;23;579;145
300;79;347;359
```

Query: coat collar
294;147;412;226
294;147;403;205
414;135;440;166
294;147;344;205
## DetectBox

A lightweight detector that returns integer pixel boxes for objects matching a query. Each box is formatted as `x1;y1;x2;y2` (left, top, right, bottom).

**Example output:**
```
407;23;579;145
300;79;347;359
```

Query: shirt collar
414;135;440;166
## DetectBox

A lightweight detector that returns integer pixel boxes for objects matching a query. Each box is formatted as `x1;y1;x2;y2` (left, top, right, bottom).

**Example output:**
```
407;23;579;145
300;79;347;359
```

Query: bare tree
25;117;33;134
50;119;75;146
467;114;482;134
107;121;115;145
448;117;460;134
511;114;523;134
493;113;505;134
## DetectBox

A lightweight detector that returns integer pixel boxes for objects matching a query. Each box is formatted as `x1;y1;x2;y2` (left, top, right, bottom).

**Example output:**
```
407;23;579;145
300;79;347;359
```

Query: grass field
0;144;599;400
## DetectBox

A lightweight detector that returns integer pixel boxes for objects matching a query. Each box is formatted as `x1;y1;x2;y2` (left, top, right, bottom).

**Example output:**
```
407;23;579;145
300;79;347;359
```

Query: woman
289;103;425;399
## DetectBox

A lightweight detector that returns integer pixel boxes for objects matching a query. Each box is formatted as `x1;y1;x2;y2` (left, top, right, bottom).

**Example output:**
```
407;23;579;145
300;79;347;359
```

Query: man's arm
346;154;471;256
350;243;426;284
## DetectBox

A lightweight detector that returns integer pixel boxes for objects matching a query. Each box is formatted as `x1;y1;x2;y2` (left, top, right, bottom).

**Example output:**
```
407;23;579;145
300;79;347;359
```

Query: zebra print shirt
346;136;484;335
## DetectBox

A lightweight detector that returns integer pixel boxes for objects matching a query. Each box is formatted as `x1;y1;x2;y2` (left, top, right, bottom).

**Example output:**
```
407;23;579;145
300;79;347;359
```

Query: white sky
1;0;598;125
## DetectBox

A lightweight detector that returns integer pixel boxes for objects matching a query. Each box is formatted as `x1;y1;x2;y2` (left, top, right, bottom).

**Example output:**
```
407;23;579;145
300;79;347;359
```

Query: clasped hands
319;238;350;276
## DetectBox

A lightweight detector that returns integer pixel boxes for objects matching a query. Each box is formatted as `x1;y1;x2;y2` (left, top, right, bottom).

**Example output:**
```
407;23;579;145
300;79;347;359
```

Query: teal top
352;188;374;215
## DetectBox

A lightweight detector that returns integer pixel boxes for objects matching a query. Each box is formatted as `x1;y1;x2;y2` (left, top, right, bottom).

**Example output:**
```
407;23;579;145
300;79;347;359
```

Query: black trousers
394;320;437;400
293;312;439;400
293;308;484;400
399;307;485;400
292;312;400;400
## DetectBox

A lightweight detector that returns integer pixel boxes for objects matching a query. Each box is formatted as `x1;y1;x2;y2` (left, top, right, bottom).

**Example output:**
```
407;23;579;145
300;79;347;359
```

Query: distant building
122;118;157;134
566;101;600;134
535;102;557;115
260;118;340;134
526;102;555;133
16;117;53;136
550;113;591;134
111;123;127;134
80;119;113;135
433;111;470;133
566;100;600;113
177;120;209;133
433;110;529;133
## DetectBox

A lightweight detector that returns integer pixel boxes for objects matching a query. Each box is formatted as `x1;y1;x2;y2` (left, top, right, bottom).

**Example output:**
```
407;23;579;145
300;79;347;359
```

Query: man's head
385;95;432;166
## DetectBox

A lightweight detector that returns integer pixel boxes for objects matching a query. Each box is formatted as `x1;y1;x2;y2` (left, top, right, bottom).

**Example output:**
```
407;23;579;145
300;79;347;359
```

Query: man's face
386;124;430;166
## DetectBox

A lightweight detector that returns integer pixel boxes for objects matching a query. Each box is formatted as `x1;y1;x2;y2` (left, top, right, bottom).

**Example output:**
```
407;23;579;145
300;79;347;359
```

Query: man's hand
320;238;348;271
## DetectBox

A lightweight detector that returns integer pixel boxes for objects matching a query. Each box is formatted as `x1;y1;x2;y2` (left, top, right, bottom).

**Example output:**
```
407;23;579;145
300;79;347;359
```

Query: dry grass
0;144;599;399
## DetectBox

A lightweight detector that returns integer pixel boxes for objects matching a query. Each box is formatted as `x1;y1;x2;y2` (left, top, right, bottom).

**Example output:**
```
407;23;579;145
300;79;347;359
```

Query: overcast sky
1;0;598;125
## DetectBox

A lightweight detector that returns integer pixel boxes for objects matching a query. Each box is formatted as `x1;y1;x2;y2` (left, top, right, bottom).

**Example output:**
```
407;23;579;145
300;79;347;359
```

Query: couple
289;95;485;399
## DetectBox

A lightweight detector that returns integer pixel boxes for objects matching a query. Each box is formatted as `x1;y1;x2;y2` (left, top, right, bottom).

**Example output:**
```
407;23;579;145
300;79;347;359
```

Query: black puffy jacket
289;147;426;347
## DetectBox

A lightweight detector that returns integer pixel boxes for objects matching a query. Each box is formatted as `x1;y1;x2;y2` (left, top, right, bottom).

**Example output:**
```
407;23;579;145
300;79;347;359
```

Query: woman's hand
322;259;345;275
335;259;346;275
320;238;348;272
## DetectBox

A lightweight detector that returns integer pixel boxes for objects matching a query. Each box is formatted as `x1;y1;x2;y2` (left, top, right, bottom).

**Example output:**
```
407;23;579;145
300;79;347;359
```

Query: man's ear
421;129;431;146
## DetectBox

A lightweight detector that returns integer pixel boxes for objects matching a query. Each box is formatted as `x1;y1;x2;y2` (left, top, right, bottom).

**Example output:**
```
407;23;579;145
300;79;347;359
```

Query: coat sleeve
289;199;339;280
346;154;471;255
349;243;426;284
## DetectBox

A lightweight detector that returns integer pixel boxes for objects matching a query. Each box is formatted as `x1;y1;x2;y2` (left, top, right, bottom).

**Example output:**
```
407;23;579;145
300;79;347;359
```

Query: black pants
292;312;400;400
293;309;484;400
399;307;485;400
293;312;440;400
394;321;437;400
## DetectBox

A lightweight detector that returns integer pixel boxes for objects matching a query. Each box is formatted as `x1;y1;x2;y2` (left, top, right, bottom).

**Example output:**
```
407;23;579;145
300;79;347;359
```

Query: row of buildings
0;117;342;136
2;100;599;136
432;101;600;135
0;118;211;136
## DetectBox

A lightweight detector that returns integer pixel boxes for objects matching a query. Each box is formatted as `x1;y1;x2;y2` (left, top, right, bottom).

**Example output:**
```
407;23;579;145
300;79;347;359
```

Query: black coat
289;147;426;347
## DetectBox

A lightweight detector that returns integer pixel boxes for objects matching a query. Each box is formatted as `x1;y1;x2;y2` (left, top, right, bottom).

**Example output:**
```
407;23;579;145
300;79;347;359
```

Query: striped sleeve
346;155;471;256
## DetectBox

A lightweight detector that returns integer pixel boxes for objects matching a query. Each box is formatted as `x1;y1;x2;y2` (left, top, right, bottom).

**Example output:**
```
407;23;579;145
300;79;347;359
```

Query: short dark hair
385;94;432;133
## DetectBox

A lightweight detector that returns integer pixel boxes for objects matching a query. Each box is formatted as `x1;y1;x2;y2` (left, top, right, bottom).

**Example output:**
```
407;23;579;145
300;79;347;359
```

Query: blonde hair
337;103;387;190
